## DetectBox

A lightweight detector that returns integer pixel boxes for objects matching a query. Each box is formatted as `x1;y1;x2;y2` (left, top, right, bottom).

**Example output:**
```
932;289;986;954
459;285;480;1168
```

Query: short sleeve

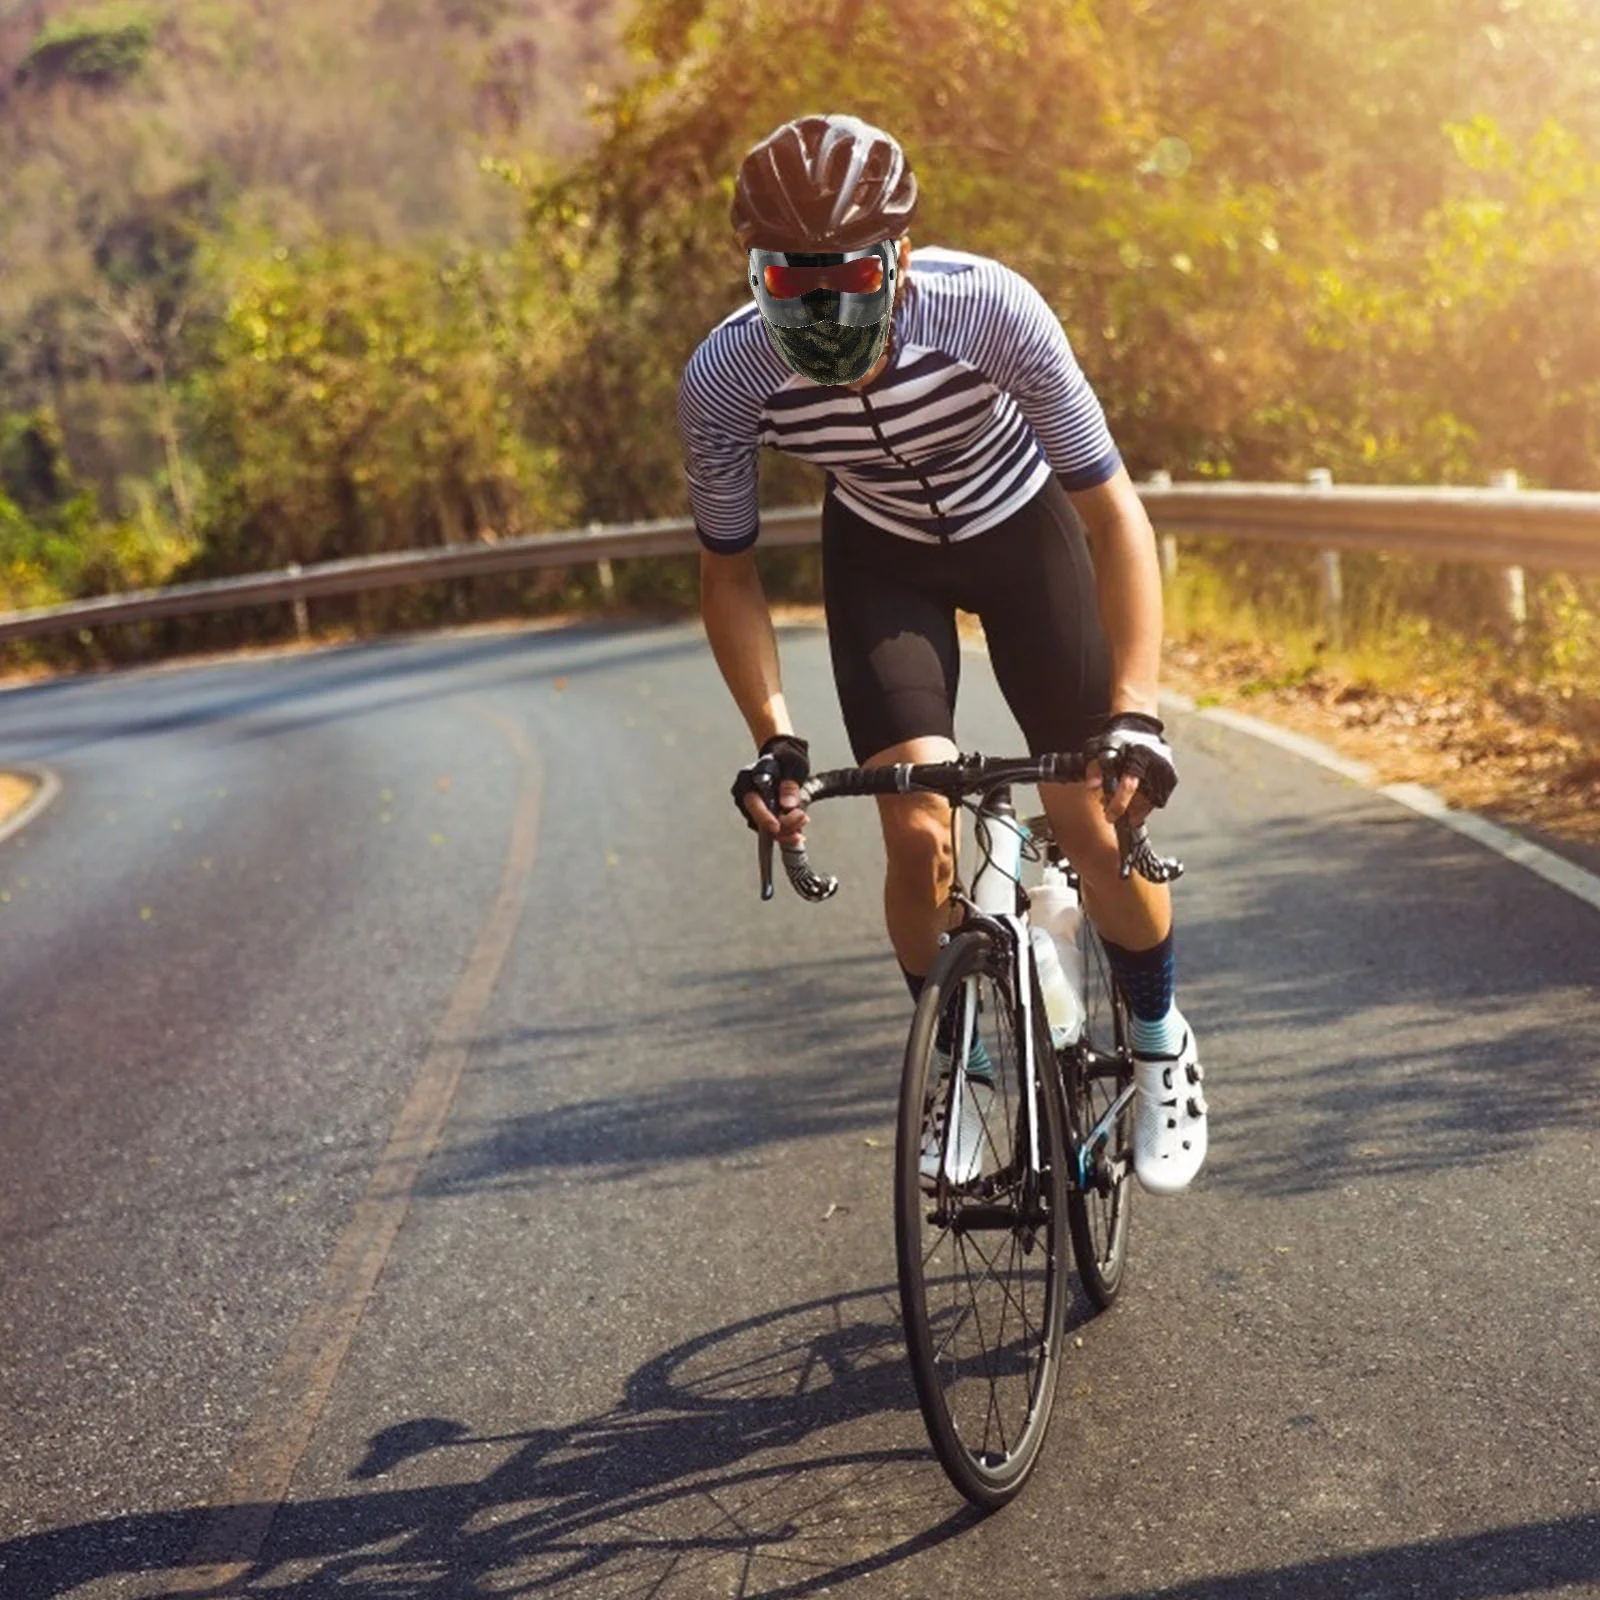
968;265;1122;491
677;340;761;553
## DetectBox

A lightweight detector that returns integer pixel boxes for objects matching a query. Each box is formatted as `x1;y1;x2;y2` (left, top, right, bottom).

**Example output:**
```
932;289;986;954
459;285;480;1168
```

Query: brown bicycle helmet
731;113;918;252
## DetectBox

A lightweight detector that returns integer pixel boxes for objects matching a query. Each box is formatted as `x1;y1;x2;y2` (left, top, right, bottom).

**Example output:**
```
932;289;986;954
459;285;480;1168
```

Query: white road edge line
0;766;62;846
1161;687;1600;916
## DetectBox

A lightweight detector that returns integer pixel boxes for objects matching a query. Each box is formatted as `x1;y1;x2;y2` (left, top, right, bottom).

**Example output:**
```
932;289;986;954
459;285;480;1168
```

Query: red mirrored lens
762;256;885;299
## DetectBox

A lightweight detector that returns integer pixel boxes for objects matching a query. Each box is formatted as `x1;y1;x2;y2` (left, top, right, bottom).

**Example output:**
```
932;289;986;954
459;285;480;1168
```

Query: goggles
748;241;897;329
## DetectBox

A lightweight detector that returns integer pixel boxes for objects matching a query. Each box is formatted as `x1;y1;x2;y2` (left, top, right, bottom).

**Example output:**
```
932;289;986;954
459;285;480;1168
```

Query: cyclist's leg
966;478;1205;1189
963;476;1169;945
822;493;962;980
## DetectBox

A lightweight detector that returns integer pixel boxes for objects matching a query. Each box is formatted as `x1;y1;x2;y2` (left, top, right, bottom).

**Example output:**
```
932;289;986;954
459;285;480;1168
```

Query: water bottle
1029;865;1086;1046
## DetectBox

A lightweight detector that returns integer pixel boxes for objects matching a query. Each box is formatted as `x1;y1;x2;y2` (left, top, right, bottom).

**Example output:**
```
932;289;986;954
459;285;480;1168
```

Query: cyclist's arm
677;337;795;746
1066;466;1164;721
700;548;809;841
698;548;796;747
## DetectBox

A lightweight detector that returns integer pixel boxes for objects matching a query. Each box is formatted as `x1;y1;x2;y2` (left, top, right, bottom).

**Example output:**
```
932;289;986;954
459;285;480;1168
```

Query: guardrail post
1147;470;1178;581
1491;469;1527;646
285;562;310;641
1306;469;1343;648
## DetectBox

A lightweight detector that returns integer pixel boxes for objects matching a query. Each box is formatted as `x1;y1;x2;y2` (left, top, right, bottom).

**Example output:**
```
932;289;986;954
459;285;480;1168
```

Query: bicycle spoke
898;927;1067;1506
958;1226;1043;1351
955;1233;1010;1460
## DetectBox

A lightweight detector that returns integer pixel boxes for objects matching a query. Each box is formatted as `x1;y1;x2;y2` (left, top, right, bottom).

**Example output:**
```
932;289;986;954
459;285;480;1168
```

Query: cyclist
678;113;1207;1194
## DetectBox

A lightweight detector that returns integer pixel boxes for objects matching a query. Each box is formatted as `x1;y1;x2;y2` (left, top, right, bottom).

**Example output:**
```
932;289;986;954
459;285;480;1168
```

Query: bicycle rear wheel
1064;915;1135;1307
895;927;1069;1510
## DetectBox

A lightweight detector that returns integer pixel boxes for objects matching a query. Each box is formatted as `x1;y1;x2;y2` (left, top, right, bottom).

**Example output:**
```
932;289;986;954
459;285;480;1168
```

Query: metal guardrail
0;482;1596;646
1140;479;1600;572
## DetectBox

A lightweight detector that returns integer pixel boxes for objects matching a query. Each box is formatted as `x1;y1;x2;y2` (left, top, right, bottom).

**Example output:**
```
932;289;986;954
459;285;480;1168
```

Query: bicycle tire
895;926;1069;1510
1063;915;1135;1308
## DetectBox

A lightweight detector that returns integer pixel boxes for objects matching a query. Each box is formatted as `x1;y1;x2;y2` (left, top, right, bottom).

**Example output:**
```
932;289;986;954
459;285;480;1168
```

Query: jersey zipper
857;389;952;543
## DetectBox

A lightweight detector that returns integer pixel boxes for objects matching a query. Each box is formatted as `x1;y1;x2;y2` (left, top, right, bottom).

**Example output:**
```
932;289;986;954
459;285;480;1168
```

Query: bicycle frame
946;788;1048;1194
949;787;1135;1201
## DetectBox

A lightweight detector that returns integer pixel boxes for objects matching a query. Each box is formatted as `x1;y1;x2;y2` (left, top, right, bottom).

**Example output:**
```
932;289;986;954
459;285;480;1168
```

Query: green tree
193;238;575;572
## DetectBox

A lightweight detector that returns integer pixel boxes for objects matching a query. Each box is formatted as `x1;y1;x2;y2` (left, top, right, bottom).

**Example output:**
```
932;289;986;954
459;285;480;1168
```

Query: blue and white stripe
677;246;1122;551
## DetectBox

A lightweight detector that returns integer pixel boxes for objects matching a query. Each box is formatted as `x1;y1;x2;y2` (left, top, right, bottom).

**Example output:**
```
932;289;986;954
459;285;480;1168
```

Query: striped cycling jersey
676;245;1122;552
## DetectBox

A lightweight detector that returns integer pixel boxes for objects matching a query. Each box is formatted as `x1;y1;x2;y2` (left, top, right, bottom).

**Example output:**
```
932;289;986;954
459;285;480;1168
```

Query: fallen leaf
553;676;569;691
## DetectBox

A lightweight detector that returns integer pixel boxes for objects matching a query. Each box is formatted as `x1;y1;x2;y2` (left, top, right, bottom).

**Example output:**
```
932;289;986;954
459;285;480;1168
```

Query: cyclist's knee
879;795;953;886
1040;785;1121;885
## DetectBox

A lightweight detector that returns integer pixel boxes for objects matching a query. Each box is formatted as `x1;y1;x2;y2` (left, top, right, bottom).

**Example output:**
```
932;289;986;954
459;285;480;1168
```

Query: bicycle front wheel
895;927;1069;1510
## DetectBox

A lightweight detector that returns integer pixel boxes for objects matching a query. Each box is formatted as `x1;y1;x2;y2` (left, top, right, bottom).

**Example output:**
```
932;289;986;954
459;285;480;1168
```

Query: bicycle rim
1064;916;1135;1307
895;928;1068;1510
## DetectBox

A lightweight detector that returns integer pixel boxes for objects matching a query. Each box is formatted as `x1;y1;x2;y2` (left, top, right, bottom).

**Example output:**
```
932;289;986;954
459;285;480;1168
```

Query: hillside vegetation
0;0;1597;753
0;0;621;608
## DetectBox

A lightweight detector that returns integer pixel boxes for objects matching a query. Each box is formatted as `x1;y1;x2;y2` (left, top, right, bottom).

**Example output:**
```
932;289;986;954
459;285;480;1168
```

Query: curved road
0;621;1596;1599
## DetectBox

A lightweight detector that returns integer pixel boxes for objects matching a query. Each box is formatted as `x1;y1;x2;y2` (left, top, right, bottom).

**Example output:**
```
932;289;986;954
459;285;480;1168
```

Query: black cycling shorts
822;475;1111;764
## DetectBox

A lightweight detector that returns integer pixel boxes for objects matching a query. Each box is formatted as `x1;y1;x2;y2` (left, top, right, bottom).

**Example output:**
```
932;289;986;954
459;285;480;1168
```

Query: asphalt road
0;619;1596;1600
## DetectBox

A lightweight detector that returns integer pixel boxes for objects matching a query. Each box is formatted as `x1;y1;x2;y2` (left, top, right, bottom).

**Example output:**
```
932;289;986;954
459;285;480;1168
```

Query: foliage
0;0;1597;717
20;8;153;88
0;434;194;614
191;238;576;573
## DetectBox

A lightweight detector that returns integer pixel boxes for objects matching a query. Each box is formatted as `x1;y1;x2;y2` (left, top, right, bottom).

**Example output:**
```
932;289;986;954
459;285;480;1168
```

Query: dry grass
1163;638;1600;847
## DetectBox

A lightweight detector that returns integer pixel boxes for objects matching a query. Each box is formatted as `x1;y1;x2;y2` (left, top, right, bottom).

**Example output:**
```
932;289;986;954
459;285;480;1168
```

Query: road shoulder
0;768;60;844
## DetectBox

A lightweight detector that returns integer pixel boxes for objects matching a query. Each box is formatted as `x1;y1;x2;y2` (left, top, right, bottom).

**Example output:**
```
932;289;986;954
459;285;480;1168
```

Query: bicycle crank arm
1077;1082;1137;1191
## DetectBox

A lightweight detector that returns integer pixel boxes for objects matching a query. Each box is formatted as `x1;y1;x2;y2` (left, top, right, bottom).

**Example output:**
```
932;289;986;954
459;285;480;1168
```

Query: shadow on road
1089;1515;1600;1600
1176;805;1600;1199
0;1285;983;1598
423;948;903;1195
2;1279;1595;1597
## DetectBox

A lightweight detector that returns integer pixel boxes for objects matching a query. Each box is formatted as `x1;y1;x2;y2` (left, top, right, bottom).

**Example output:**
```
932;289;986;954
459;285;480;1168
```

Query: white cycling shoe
920;1074;996;1189
1132;1023;1208;1195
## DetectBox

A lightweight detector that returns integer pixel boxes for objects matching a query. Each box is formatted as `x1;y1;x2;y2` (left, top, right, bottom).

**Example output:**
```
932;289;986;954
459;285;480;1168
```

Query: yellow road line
155;704;542;1593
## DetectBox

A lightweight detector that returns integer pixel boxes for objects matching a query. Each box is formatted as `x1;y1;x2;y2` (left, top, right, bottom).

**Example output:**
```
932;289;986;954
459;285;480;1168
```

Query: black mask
764;316;892;386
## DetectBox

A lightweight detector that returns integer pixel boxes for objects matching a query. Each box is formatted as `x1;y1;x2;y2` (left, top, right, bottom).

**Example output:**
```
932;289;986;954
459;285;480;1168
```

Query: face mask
749;241;898;384
764;318;893;385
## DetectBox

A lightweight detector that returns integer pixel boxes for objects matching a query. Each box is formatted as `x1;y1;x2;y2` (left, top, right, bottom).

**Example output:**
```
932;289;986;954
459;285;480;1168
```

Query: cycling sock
906;964;995;1082
1100;930;1185;1056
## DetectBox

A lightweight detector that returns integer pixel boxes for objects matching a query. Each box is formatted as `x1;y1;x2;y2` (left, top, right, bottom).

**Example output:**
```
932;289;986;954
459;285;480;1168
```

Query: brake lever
758;832;775;900
1114;814;1185;884
1101;753;1185;884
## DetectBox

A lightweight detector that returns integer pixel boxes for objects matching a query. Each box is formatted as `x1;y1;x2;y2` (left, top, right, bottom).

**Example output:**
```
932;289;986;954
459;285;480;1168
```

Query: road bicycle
755;748;1183;1509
